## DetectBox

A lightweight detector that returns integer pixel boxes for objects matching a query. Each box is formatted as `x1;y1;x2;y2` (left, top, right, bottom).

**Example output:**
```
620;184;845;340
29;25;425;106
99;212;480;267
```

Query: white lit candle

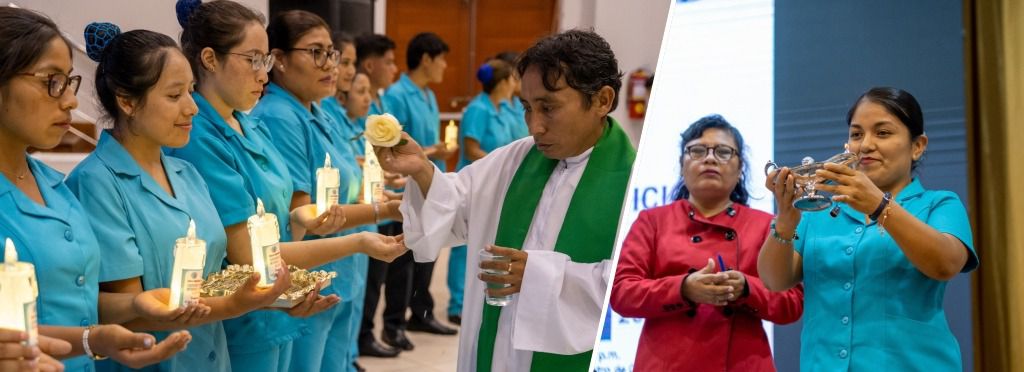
168;220;207;310
362;138;384;205
444;120;458;151
247;199;283;287
0;238;38;346
316;153;341;215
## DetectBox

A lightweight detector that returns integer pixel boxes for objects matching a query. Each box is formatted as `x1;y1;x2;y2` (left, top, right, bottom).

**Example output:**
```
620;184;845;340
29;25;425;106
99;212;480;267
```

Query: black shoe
407;316;458;335
382;329;415;351
353;361;367;372
447;314;461;325
358;339;400;357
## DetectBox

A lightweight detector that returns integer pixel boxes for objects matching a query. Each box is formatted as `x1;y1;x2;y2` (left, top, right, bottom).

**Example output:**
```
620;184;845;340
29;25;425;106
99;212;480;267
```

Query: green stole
476;117;635;372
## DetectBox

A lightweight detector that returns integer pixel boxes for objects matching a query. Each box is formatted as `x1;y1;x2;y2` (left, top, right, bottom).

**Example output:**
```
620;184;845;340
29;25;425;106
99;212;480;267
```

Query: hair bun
476;63;494;85
84;22;121;62
176;0;202;28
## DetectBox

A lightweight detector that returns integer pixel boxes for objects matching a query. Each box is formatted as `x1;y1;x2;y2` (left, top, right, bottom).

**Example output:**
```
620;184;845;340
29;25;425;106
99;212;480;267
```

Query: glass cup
478;248;512;306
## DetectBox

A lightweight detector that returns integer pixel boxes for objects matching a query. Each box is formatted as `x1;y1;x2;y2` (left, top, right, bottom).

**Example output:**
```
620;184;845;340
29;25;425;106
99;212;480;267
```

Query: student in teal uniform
170;2;405;371
66;24;306;372
320;34;376;372
354;33;408;359
759;87;978;371
0;7;192;372
446;59;527;324
379;31;460;347
255;10;404;372
493;51;528;139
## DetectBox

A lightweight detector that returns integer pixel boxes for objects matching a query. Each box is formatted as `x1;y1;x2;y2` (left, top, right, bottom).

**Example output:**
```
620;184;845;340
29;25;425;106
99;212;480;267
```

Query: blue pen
717;254;727;272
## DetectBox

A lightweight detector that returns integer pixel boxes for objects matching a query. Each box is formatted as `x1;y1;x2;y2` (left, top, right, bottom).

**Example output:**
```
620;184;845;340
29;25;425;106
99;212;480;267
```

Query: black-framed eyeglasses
17;72;81;98
685;144;738;161
227;52;276;73
288;47;340;68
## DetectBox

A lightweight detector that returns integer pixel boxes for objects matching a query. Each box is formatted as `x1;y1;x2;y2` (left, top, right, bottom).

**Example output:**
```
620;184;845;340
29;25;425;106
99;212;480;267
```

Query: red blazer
610;200;803;372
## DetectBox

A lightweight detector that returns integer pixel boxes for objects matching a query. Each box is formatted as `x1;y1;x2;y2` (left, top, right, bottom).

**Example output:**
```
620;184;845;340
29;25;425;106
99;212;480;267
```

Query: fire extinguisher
627;68;651;120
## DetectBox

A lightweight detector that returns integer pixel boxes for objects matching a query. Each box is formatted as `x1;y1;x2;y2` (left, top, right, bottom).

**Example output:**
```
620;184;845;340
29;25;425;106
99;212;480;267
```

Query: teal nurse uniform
66;132;230;372
253;83;361;372
0;156;101;372
794;178;978;371
382;73;443;169
167;92;301;372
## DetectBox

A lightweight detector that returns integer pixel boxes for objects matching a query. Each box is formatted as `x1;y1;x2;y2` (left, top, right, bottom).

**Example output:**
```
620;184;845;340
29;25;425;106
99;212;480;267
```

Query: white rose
365;113;404;147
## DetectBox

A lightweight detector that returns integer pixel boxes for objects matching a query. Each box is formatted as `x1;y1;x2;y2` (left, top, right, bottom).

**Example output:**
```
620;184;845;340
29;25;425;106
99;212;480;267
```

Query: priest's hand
374;132;434;196
374;132;429;176
478;245;528;297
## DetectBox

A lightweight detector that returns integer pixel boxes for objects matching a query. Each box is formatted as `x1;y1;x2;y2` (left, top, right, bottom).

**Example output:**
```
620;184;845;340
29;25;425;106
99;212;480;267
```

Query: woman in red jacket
610;114;804;371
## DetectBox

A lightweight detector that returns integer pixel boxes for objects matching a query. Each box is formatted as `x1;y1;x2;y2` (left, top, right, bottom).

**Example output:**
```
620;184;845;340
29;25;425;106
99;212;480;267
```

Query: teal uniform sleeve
382;92;408;127
173;135;256;227
924;191;978;272
460;106;488;142
261;113;314;195
65;166;144;282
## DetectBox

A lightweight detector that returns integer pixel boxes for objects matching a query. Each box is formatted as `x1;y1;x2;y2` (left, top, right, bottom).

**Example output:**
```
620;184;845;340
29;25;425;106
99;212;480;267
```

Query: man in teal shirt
379;32;459;346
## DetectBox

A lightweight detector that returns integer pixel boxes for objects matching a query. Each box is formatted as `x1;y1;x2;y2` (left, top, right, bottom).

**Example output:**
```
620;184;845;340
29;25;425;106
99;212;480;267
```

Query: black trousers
359;222;439;341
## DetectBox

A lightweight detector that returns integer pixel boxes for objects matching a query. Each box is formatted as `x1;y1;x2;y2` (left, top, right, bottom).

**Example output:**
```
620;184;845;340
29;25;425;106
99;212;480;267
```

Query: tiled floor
358;248;460;372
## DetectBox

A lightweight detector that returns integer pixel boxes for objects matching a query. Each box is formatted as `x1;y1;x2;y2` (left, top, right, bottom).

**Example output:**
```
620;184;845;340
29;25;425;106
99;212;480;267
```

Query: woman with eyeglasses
168;2;405;371
609;115;804;371
251;9;405;372
0;7;197;372
759;87;977;371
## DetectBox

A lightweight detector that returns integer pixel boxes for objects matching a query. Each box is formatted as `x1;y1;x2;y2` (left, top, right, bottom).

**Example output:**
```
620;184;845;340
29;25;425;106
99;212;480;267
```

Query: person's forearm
337;203;400;229
757;237;801;291
98;292;139;325
39;326;86;357
279;234;366;269
410;159;435;198
122;296;244;332
884;204;968;280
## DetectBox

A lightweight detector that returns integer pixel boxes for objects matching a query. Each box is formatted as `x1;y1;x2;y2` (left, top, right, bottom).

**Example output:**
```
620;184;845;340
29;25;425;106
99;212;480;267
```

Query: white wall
558;0;671;146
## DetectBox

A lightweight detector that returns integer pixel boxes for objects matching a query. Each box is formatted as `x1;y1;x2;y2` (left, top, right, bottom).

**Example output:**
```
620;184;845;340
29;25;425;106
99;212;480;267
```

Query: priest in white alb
370;30;636;372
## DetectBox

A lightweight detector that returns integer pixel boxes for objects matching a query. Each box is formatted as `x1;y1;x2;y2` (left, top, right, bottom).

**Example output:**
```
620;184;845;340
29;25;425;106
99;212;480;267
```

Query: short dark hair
89;28;179;128
478;59;513;94
267;10;329;51
355;33;395;69
672;114;751;205
333;31;354;50
406;32;448;70
178;0;265;85
0;7;70;88
517;29;623;112
847;86;925;170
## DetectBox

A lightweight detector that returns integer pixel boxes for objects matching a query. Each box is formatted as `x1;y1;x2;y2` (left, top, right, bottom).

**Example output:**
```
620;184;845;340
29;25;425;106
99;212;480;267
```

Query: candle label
326;186;339;207
176;269;203;306
261;243;283;282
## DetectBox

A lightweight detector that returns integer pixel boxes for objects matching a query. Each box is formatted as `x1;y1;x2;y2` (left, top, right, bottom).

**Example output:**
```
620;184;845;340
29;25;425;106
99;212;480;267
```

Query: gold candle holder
200;265;336;308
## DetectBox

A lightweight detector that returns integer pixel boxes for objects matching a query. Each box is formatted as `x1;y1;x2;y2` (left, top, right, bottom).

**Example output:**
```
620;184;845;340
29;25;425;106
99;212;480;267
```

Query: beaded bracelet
83;325;108;360
769;220;799;245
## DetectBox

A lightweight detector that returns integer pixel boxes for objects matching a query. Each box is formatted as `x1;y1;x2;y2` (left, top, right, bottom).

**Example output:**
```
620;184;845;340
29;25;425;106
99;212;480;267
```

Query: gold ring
507;262;513;273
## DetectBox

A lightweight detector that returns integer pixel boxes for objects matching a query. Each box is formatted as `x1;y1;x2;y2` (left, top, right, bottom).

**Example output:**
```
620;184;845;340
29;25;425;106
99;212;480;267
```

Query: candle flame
324;153;332;169
4;238;16;263
187;219;197;241
256;198;266;216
